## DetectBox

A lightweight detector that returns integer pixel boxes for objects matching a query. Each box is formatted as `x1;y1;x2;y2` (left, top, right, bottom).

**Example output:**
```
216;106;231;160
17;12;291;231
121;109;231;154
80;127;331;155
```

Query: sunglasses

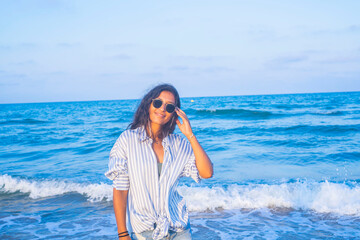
152;99;176;113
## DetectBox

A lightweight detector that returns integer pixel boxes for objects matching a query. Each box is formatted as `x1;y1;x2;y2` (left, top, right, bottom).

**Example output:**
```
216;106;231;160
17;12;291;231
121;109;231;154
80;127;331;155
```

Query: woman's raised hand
175;107;213;178
175;107;193;140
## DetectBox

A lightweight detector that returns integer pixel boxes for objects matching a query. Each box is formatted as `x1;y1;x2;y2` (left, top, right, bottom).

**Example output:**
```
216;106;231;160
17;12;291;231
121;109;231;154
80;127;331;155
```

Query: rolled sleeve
105;133;130;190
112;173;130;190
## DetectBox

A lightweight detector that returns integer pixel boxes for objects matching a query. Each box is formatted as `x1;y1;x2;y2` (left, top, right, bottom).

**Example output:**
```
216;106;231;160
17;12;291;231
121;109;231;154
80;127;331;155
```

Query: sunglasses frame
151;98;176;114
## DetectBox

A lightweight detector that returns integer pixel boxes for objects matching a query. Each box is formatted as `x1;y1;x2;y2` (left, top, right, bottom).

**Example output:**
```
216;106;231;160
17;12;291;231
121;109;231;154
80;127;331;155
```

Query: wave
185;108;282;119
179;182;360;216
0;174;110;202
196;123;359;140
275;124;360;135
0;118;51;125
311;110;345;116
1;175;360;216
184;108;352;120
227;124;360;136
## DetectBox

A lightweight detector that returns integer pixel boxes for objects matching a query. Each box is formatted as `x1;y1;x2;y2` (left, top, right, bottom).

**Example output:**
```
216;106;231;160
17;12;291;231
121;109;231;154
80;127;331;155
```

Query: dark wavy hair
128;84;181;138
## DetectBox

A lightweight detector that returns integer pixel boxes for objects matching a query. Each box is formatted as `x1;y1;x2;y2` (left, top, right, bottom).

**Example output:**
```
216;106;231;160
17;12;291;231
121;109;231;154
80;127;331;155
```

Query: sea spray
0;174;112;202
179;181;360;215
2;174;360;215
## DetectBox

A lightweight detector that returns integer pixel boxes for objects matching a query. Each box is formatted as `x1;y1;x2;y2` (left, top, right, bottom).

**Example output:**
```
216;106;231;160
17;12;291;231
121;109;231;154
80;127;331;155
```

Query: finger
175;109;187;120
176;110;185;120
176;107;187;116
176;109;189;121
175;107;182;114
176;119;181;127
176;107;185;113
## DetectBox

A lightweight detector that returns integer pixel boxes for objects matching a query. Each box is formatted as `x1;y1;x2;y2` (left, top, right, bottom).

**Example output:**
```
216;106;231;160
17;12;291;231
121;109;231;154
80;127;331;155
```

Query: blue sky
0;0;359;103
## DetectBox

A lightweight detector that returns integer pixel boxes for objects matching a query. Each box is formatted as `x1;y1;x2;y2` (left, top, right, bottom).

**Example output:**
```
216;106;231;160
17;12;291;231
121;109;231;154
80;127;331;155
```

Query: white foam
1;174;360;216
0;174;112;202
179;181;360;216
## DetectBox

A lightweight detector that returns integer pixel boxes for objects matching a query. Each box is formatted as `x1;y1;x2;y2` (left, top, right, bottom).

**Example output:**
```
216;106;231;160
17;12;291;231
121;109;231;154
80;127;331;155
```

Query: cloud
309;25;360;36
168;65;235;74
18;42;38;49
161;18;183;26
0;70;27;78
108;54;132;60
247;25;281;41
44;71;68;76
0;43;38;51
348;25;360;32
169;66;189;71
10;60;36;66
302;49;326;55
263;54;309;70
204;66;235;73
316;55;360;64
0;45;11;51
271;55;308;64
36;0;71;9
57;42;81;48
98;72;125;78
169;55;228;62
0;43;39;52
8;0;75;12
104;43;136;51
0;81;20;86
0;71;26;86
139;72;163;78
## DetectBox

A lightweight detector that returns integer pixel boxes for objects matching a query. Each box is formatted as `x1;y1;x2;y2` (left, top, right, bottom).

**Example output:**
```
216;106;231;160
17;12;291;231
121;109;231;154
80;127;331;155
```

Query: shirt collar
137;126;150;142
137;126;171;147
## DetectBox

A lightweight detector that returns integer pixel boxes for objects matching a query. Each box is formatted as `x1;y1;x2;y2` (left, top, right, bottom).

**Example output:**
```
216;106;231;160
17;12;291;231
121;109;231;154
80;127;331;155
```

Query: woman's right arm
113;188;131;240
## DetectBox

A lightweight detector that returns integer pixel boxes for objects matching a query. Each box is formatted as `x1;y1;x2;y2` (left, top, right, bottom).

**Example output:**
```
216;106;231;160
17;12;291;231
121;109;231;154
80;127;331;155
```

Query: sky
0;0;359;104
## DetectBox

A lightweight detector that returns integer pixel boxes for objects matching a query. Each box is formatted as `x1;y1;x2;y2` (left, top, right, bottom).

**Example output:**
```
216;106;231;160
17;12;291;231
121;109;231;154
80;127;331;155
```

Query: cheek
166;114;174;122
148;106;155;115
148;107;155;120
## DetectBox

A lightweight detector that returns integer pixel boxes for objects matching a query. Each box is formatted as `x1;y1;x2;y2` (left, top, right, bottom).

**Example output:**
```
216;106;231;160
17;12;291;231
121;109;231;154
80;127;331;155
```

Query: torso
105;127;199;234
152;142;164;163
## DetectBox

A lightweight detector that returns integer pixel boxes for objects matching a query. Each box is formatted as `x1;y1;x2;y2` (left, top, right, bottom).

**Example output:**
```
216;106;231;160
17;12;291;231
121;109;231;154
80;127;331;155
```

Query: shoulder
167;133;189;149
167;132;183;142
121;128;139;137
116;128;140;143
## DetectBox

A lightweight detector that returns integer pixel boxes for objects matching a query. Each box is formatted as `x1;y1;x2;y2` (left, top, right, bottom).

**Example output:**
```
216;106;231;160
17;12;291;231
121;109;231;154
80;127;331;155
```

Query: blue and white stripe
105;126;200;240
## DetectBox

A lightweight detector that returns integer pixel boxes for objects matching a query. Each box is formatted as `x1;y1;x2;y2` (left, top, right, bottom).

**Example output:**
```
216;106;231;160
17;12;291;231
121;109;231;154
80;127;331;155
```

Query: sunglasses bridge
152;99;176;113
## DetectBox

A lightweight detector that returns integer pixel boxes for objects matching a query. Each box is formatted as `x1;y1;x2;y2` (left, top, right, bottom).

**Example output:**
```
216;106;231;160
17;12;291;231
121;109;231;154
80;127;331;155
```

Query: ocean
1;91;360;239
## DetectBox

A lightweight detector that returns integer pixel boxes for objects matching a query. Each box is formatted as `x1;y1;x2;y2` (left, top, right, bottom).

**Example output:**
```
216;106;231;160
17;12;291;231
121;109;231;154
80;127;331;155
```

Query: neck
147;122;162;140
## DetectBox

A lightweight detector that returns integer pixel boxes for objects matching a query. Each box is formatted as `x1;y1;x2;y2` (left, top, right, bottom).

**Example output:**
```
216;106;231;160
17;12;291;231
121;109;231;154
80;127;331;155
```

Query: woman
105;84;213;240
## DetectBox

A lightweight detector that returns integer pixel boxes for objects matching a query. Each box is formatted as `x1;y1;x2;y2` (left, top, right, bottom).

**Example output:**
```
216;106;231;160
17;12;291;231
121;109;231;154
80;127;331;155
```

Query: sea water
1;92;360;239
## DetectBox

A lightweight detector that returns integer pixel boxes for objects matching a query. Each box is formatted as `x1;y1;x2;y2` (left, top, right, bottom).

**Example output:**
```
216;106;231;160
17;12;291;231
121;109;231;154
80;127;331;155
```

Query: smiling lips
155;111;166;118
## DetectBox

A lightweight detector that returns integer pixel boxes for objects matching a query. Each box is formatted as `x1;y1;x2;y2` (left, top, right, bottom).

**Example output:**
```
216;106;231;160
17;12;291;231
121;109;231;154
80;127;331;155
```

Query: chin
151;118;171;126
150;113;172;126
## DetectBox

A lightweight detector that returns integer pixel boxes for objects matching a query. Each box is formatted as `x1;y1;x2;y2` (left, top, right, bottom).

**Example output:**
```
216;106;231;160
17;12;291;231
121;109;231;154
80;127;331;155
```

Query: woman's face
149;91;176;126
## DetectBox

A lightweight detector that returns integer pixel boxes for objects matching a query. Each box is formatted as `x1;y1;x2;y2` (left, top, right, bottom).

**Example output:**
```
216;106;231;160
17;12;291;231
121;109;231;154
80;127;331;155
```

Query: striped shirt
105;126;200;240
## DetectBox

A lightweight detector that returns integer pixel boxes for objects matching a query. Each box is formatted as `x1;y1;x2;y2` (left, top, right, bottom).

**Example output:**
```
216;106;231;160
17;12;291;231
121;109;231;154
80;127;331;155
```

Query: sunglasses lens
152;99;175;113
152;99;163;108
166;104;175;113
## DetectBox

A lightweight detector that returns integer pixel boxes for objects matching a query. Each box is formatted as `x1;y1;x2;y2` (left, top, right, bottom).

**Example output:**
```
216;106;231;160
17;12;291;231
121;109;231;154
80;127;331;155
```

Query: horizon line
1;90;359;105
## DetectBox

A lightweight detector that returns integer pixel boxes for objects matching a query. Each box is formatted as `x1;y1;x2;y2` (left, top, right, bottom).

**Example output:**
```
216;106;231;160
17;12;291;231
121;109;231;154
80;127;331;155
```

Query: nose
159;103;166;112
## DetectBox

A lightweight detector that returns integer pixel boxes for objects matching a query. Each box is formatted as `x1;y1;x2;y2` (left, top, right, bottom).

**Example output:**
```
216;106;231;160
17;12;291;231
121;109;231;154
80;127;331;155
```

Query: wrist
118;228;127;233
118;230;129;238
187;133;195;141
